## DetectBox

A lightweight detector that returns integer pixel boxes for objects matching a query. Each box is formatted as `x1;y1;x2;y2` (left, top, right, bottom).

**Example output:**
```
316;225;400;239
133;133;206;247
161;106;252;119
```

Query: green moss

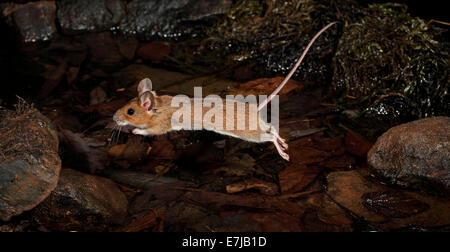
333;3;449;121
211;0;318;45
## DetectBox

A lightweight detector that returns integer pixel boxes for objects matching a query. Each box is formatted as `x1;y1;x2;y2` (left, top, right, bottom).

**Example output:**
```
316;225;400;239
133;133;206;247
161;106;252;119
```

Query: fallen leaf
278;164;323;194
344;129;372;157
226;178;278;196
108;135;148;161
123;211;164;232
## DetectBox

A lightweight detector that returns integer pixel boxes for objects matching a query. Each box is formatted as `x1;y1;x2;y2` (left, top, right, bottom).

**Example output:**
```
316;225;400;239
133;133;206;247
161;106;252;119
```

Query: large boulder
1;1;57;43
120;0;232;39
368;117;450;194
0;107;61;221
56;0;126;34
32;168;128;231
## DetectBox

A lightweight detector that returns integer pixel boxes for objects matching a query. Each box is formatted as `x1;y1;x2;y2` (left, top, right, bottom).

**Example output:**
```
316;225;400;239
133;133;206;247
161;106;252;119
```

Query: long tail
257;21;337;111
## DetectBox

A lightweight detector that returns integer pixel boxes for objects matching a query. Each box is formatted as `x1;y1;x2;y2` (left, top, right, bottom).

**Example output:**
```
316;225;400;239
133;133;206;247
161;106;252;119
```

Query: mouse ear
138;78;153;96
139;91;155;112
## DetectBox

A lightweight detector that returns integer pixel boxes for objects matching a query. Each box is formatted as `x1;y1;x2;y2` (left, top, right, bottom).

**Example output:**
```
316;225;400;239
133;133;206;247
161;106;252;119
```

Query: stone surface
120;0;232;39
1;1;57;43
33;168;128;231
0;108;61;221
57;0;125;34
327;169;450;230
367;117;450;193
327;170;387;223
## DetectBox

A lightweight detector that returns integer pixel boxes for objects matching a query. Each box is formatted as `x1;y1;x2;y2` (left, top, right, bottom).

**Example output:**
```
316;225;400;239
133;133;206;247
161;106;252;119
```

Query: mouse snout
113;112;125;125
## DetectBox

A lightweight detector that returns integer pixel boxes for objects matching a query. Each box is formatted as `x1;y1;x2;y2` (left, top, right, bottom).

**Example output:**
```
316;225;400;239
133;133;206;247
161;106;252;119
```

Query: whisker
108;126;117;147
116;126;122;144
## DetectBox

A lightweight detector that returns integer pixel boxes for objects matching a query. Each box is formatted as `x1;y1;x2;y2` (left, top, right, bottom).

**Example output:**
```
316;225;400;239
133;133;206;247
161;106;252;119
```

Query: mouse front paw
132;128;148;135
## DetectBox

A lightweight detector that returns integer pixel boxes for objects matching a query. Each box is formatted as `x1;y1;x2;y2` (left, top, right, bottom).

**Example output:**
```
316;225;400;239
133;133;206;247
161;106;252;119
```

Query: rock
1;1;57;43
327;169;450;230
368;117;450;194
56;0;125;34
136;41;171;63
120;0;232;40
85;32;138;64
332;3;449;123
327;170;387;223
33;168;128;231
361;191;429;218
0;107;61;221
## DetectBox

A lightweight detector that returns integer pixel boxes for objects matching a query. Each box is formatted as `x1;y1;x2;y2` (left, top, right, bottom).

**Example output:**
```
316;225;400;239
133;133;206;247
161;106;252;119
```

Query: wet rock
327;170;387;223
1;1;57;43
362;191;429;218
196;0;349;83
333;3;449;124
120;0;232;40
85;32;138;64
0;107;61;221
368;117;450;194
57;0;125;34
33;168;128;231
327;169;450;229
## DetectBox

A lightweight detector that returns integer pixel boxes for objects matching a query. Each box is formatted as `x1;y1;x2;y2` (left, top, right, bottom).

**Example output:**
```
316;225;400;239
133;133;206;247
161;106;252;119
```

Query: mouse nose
113;113;123;123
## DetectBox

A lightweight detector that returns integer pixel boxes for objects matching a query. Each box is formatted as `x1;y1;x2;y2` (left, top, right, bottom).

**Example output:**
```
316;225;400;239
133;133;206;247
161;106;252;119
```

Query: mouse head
113;78;157;127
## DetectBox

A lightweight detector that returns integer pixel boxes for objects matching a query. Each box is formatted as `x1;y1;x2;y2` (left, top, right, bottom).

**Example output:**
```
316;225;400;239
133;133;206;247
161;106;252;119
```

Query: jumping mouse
113;22;337;161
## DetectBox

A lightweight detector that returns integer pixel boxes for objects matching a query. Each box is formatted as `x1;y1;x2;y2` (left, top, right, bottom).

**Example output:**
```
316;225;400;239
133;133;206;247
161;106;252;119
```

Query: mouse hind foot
269;126;290;161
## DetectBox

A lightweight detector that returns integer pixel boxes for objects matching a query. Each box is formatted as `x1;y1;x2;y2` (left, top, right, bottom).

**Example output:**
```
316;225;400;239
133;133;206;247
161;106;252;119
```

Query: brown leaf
108;135;148;161
123;211;164;232
344;129;372;157
226;178;278;196
149;135;176;159
290;144;333;165
278;164;323;194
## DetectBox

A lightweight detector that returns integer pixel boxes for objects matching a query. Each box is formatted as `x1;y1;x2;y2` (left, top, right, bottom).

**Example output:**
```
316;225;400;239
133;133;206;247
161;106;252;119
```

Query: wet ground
0;0;449;232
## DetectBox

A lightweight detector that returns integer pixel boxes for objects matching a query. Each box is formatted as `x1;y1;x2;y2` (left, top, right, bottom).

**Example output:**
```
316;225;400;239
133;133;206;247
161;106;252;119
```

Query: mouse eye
127;108;135;116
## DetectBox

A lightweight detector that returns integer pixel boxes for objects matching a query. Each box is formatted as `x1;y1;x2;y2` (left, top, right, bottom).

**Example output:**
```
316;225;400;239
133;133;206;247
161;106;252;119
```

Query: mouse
113;22;337;161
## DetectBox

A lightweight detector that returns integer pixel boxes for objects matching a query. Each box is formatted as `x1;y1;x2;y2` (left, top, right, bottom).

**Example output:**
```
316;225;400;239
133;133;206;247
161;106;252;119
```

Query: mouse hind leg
269;126;290;161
